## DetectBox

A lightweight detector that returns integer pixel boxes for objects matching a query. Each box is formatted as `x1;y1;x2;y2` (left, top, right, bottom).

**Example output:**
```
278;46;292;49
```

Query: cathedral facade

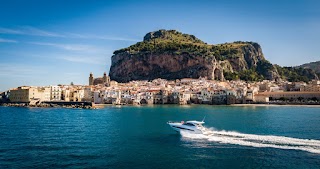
89;72;110;86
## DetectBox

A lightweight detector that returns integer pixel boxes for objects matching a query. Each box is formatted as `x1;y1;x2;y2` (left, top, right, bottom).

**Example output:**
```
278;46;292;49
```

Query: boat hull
168;122;203;134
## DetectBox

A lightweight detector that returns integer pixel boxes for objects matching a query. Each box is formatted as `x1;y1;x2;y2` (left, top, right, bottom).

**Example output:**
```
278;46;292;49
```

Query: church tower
103;72;107;83
89;72;94;85
103;72;111;86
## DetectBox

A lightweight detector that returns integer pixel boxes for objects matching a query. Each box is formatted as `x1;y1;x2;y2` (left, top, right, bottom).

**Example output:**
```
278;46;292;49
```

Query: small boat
167;120;207;134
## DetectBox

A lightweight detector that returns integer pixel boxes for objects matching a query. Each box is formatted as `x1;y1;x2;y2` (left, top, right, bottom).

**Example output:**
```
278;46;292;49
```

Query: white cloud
0;63;47;77
67;33;140;42
28;42;102;52
97;36;140;42
0;38;17;43
58;55;107;65
0;26;140;42
0;47;111;66
64;72;81;76
0;27;24;34
23;26;65;37
0;26;64;37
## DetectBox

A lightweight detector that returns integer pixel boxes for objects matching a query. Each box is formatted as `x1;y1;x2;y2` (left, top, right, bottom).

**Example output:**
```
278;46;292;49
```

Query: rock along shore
0;101;94;109
1;101;319;109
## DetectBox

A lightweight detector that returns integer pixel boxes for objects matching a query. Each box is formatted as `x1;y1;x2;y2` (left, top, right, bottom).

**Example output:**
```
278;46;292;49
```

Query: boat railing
167;121;185;124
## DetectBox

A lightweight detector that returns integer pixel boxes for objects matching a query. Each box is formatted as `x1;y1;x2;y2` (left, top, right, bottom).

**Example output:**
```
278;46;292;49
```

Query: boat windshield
184;123;195;126
195;123;203;127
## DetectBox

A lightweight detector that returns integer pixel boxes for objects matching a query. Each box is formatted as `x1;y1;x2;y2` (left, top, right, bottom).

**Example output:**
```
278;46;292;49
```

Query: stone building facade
89;72;111;86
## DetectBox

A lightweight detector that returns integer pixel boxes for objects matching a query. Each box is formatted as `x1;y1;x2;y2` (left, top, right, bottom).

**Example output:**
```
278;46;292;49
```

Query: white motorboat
167;120;207;134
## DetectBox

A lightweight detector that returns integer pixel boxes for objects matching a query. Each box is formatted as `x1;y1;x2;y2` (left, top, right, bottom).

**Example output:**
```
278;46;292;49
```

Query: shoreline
1;102;320;109
0;102;94;109
230;104;320;108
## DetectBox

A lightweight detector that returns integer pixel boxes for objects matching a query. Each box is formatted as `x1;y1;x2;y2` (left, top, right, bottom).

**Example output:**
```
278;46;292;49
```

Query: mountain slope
298;61;320;73
109;29;316;82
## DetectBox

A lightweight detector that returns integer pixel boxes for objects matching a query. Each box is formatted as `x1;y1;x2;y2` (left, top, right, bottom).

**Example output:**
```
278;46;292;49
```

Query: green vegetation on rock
110;29;318;82
275;65;317;82
297;61;320;74
114;29;258;62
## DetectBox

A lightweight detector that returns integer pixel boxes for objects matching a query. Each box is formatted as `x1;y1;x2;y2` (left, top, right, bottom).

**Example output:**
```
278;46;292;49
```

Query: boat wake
180;128;320;154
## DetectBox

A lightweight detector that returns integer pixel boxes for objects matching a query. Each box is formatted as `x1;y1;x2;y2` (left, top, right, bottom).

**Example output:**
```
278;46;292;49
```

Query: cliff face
110;53;210;81
227;43;264;71
109;30;278;82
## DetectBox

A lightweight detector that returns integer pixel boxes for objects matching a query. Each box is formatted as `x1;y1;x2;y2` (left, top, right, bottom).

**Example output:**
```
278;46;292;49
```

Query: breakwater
0;101;94;109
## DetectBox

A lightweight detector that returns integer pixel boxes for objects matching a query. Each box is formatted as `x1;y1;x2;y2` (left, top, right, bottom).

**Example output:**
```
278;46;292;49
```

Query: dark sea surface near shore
0;105;320;168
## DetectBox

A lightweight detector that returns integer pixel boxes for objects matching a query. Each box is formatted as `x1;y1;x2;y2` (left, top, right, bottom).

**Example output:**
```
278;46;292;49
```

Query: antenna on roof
202;116;206;122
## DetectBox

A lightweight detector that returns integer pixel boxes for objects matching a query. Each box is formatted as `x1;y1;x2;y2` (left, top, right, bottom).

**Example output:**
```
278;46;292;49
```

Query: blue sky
0;0;319;91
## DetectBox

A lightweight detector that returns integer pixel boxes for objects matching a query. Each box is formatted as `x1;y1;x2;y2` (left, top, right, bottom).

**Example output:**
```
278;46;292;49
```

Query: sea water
0;105;320;168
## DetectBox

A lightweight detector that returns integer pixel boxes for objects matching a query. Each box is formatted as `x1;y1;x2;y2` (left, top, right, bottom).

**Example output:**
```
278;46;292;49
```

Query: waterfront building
113;90;121;105
179;92;191;105
72;89;84;102
37;87;51;102
245;87;259;103
146;90;155;104
9;86;29;102
61;88;71;101
212;90;227;104
50;85;62;101
200;88;211;103
9;86;50;103
225;89;237;104
154;90;169;104
261;91;320;100
83;87;94;102
254;93;270;103
93;90;103;104
5;77;320;106
169;91;180;104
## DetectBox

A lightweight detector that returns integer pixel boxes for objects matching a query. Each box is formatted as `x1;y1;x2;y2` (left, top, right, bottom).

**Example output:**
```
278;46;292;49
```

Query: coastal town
1;72;320;108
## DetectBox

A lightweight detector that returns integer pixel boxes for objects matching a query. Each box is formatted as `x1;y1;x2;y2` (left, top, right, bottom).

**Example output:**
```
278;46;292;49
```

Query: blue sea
0;105;320;168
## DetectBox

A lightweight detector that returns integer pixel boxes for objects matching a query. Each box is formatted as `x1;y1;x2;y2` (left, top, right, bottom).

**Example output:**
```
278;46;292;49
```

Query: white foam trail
180;128;320;154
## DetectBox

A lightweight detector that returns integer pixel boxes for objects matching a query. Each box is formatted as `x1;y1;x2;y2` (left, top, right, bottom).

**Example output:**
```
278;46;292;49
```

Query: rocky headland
109;29;318;82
